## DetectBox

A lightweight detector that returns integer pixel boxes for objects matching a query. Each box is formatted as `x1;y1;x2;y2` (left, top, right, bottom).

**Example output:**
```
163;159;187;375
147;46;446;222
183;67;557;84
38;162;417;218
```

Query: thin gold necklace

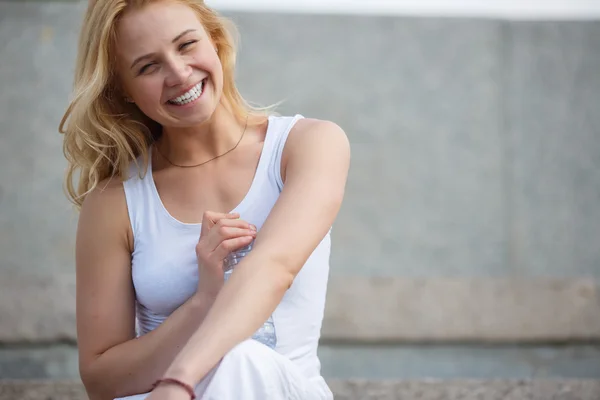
155;116;249;168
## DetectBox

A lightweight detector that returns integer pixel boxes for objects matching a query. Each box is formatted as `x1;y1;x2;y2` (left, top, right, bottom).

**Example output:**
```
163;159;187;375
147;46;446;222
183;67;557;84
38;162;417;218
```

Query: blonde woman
60;0;349;399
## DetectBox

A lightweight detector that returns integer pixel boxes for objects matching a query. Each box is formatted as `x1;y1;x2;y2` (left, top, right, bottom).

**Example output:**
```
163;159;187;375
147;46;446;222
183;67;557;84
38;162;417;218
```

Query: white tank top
122;114;331;379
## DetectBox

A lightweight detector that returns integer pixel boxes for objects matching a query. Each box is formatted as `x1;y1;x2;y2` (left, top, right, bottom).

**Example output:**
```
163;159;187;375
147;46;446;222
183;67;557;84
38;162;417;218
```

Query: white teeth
170;81;204;105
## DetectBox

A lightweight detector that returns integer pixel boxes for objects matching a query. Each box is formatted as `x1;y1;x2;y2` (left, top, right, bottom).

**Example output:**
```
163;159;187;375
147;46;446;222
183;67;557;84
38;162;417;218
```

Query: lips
167;78;206;105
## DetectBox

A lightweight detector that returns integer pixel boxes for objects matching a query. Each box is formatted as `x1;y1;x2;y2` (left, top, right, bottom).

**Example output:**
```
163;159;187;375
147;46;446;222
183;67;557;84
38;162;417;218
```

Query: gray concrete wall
1;0;599;380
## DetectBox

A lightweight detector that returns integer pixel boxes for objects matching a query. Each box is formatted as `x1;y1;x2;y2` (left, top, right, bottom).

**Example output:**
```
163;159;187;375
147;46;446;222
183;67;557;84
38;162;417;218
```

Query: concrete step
1;380;599;400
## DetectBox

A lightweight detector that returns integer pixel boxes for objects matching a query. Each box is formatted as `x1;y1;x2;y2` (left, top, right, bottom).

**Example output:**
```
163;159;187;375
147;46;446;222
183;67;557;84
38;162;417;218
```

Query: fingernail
250;224;257;231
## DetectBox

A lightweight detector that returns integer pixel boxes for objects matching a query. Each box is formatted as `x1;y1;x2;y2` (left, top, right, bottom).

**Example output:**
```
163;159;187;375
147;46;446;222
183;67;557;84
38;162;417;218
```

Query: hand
195;211;257;299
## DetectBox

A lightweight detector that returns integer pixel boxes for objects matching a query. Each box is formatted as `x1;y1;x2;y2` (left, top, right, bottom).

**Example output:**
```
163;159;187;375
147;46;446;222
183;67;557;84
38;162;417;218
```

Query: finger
211;235;255;262
213;218;256;230
201;211;240;236
205;225;256;252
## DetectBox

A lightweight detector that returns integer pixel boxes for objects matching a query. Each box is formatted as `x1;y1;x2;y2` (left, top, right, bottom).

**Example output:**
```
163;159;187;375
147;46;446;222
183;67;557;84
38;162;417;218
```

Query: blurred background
1;0;600;388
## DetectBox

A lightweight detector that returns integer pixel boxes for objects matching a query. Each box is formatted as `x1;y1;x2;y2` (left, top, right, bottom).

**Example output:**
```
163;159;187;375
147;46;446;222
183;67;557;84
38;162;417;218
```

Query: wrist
152;377;196;399
196;273;223;301
192;286;220;308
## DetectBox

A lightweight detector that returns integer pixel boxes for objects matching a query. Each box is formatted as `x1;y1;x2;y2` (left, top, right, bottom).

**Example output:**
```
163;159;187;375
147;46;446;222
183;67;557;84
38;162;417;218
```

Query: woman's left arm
157;119;350;391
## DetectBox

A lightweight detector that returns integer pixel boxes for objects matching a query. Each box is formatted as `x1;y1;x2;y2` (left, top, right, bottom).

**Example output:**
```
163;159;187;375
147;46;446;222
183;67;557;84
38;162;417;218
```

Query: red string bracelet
152;377;196;399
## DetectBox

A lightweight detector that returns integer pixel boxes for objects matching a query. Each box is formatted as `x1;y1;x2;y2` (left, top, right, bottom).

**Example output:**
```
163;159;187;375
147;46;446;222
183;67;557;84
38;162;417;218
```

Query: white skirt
114;339;333;400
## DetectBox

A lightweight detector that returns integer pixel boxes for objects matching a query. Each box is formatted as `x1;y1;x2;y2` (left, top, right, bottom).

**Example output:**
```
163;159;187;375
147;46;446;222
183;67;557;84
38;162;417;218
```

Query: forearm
83;293;215;400
164;254;291;384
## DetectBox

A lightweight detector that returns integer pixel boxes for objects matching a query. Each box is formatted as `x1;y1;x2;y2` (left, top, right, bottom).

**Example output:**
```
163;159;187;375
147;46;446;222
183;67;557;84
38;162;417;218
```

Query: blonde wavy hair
59;0;273;208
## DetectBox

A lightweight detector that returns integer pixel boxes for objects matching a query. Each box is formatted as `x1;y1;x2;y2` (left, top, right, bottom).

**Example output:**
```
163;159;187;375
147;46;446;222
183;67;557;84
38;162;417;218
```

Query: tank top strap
122;152;155;240
265;114;304;192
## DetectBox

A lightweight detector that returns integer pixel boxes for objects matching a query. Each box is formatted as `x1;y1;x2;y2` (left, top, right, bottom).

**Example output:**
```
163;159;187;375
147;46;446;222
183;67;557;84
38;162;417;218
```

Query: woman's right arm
76;180;213;400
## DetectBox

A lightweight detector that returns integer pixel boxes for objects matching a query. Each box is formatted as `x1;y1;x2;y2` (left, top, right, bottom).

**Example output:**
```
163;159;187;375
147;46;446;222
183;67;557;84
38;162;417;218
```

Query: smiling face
115;0;223;128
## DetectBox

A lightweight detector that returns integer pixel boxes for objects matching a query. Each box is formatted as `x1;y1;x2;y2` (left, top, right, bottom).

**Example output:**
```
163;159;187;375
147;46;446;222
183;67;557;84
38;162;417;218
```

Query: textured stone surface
505;21;600;278
1;380;599;400
0;381;87;400
0;345;79;381
322;277;600;342
0;270;76;343
320;344;600;380
0;2;79;282
328;380;600;400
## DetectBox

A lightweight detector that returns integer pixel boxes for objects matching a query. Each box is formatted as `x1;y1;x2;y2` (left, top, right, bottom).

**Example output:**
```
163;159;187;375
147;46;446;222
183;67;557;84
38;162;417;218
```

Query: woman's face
115;1;223;128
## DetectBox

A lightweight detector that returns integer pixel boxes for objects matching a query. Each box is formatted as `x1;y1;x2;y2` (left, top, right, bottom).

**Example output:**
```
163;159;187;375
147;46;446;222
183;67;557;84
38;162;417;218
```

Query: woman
59;0;349;399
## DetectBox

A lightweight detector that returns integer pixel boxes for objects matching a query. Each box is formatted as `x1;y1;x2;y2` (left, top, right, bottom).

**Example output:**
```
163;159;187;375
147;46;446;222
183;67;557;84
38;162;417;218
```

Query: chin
161;107;217;128
150;102;219;129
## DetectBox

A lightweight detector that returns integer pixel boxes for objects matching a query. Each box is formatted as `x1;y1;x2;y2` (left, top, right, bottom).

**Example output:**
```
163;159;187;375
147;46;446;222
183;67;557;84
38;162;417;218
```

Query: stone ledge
2;274;600;343
1;380;599;400
323;277;600;342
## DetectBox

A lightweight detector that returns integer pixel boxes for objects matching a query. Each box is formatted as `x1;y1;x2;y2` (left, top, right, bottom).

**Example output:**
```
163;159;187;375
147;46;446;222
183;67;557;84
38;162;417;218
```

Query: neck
157;105;246;167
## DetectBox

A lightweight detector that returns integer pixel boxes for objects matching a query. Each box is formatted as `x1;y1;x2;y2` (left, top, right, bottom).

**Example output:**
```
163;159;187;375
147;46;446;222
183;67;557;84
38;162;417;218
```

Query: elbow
266;260;297;292
79;358;115;400
275;267;295;291
80;371;105;400
249;257;295;293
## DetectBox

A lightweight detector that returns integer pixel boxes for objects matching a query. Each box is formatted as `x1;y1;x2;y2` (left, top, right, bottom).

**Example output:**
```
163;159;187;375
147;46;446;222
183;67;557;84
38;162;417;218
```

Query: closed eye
139;62;156;75
135;39;198;75
179;40;197;51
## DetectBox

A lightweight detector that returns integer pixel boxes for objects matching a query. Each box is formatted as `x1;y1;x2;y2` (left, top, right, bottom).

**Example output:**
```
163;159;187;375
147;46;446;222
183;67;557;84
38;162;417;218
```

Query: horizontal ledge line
319;338;600;347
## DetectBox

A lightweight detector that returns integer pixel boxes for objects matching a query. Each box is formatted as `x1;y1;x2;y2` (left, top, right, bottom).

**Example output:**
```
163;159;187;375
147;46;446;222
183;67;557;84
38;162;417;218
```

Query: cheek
208;57;224;87
133;78;164;104
191;47;223;80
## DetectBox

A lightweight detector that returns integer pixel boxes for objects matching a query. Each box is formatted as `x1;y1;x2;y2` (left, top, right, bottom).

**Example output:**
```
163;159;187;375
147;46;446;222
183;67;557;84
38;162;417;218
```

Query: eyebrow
129;29;197;69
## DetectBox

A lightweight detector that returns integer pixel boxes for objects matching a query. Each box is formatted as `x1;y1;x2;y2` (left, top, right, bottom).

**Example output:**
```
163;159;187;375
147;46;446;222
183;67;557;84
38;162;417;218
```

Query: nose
164;56;192;87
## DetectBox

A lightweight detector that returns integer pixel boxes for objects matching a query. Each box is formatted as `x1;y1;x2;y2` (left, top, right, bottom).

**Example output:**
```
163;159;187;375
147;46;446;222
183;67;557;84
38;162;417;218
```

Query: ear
121;88;135;103
209;39;219;54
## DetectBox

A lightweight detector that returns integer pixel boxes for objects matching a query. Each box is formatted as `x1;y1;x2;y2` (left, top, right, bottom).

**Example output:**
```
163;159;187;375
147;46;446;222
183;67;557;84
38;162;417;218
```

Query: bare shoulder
80;177;127;221
291;117;347;138
281;117;350;182
82;176;125;205
78;176;132;251
289;118;349;155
